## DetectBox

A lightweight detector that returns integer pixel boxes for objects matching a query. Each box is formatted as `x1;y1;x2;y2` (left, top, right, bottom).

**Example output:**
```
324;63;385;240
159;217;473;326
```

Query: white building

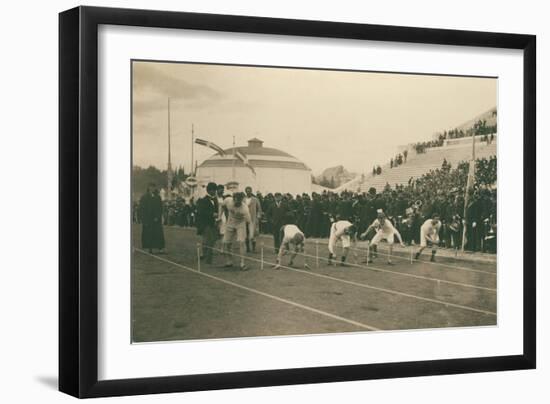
196;138;312;194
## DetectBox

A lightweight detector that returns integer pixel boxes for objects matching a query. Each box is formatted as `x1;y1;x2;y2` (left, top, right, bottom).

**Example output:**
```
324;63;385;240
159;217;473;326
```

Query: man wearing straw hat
328;220;357;267
273;224;310;270
361;209;405;265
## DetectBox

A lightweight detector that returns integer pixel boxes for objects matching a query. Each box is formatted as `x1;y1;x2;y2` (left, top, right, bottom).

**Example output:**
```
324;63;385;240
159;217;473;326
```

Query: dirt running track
132;225;497;342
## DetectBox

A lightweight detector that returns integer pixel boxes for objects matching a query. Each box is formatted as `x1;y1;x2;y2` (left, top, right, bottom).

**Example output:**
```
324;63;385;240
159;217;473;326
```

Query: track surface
132;225;497;342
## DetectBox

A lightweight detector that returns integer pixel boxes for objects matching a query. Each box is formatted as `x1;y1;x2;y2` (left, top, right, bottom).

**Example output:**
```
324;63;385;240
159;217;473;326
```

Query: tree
132;165;167;199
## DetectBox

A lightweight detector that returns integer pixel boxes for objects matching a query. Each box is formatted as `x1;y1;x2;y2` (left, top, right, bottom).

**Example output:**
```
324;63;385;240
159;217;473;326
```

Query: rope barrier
166;226;496;275
290;249;496;292
196;242;201;273
260;242;264;270
201;245;496;316
301;238;496;276
190;238;494;291
315;240;319;269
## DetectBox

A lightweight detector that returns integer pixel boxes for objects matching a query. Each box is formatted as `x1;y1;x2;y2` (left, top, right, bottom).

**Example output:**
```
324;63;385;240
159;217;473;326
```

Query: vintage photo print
131;60;497;343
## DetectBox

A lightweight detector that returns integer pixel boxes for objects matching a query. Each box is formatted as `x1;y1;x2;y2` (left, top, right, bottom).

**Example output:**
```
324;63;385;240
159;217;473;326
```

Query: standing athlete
222;192;252;270
273;224;309;270
415;214;442;262
328;220;356;266
361;209;405;265
244;186;262;253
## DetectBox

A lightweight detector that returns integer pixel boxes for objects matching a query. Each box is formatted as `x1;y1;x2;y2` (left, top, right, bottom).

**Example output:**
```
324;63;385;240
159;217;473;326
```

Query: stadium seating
339;140;496;193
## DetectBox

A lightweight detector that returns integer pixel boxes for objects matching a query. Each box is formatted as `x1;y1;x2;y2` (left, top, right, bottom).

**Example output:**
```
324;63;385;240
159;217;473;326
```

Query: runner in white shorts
273;224;309;270
415;214;441;262
222;192;251;270
216;185;227;237
328;220;356;266
361;209;405;265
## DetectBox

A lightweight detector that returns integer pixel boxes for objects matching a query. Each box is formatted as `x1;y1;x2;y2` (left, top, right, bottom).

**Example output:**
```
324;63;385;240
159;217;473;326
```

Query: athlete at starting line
415;214;442;262
273;224;310;270
361;209;405;265
328;220;357;266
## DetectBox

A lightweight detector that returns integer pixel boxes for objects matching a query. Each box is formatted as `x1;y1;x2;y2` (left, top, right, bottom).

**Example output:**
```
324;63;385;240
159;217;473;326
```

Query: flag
235;150;256;176
465;159;476;191
461;159;476;251
194;138;226;156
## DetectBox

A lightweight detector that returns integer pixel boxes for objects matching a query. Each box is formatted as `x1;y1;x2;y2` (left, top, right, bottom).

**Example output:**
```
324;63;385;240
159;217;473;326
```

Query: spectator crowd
134;156;497;254
413;119;497;154
390;150;408;169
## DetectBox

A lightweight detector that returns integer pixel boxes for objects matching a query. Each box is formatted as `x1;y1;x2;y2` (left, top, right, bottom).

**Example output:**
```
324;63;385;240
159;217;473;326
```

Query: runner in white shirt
216;185;227;238
272;224;309;270
361;209;405;265
415;214;442;262
328;220;357;266
222;192;251;270
244;186;262;253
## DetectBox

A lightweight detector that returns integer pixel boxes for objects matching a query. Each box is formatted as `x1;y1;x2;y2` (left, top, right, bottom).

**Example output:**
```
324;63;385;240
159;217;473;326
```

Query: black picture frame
59;6;536;398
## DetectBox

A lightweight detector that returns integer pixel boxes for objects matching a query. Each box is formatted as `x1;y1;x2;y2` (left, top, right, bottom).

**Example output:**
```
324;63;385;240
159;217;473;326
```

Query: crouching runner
415;214;442;262
273;224;309;270
361;209;405;265
328;220;357;267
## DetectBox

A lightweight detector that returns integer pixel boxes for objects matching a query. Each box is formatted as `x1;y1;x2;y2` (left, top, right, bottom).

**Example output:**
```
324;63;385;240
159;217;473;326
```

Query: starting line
205;246;497;317
136;248;381;332
287;236;496;276
168;226;497;275
294;250;496;292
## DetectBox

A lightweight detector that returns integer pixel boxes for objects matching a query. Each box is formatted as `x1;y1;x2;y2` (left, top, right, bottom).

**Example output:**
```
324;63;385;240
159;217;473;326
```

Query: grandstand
454;107;497;133
337;136;497;192
335;107;498;193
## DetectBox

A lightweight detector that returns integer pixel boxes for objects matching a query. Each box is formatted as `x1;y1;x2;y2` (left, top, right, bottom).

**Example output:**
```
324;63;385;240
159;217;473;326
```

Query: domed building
196;138;312;194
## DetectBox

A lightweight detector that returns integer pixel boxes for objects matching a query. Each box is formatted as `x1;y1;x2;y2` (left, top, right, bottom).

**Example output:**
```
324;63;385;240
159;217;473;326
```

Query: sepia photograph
131;60;497;343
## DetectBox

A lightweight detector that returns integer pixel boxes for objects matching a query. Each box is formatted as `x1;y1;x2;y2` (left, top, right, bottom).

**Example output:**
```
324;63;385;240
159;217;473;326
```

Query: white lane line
314;240;497;276
295;251;496;292
167;227;496;275
135;248;381;332
206;246;497;317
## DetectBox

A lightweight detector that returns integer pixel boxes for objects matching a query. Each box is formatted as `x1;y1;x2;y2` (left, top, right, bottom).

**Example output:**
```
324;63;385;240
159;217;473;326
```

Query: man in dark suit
267;192;289;253
138;182;165;254
196;182;219;264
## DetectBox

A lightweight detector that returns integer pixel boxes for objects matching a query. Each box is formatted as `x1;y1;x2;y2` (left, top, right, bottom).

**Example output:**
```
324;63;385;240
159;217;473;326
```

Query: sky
132;61;496;175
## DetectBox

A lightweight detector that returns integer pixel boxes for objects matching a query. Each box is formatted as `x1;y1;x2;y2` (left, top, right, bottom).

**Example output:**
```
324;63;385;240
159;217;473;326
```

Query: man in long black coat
196;182;219;264
138;183;165;253
267;193;289;253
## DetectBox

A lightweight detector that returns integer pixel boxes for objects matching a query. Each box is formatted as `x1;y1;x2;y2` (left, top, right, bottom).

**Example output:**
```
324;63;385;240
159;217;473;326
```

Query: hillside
316;165;357;189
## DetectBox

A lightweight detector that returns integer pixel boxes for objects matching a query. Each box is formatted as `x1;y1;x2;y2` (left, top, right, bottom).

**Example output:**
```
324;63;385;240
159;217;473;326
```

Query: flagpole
461;132;476;252
166;98;173;200
232;135;236;181
191;124;195;176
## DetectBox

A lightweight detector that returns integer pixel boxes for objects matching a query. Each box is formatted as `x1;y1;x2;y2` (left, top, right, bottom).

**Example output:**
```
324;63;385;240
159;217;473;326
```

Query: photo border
59;6;536;398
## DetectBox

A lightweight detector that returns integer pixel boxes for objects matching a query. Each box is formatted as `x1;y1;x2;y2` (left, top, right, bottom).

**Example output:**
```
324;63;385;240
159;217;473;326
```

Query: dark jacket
196;195;218;236
268;201;290;230
138;191;165;249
